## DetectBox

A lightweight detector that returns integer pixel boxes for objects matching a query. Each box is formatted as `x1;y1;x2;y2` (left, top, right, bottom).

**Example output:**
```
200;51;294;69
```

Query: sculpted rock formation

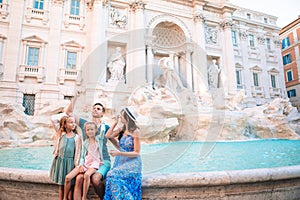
0;100;56;148
0;92;299;148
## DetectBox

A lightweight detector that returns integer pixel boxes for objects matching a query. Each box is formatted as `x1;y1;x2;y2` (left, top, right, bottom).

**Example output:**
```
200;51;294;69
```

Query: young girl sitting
64;121;103;200
50;115;82;200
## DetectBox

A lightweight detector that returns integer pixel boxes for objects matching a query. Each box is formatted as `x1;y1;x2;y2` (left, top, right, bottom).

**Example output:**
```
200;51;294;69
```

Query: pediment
265;32;273;37
22;35;47;43
0;33;7;39
235;63;243;69
249;65;262;72
62;40;83;48
268;67;279;74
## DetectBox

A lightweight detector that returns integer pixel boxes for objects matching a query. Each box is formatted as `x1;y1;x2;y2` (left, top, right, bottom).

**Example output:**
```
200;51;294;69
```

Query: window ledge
64;14;85;30
251;86;264;97
25;7;49;25
18;65;45;83
269;87;282;97
59;68;82;85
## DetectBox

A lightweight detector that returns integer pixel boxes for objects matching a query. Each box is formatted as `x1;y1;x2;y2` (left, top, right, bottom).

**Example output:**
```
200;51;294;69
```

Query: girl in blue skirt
50;115;82;200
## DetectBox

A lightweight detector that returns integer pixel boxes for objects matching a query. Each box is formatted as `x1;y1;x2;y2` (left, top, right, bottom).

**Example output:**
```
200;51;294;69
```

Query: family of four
49;93;142;200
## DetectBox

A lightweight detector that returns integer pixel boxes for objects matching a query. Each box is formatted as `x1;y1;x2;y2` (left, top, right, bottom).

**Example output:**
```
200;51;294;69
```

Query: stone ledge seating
1;166;300;199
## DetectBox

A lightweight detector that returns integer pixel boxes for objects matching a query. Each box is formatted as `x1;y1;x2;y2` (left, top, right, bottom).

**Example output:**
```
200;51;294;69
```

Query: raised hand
111;114;120;124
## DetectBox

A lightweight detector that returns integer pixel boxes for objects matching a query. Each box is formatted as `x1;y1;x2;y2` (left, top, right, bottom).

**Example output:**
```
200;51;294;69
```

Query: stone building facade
0;0;286;115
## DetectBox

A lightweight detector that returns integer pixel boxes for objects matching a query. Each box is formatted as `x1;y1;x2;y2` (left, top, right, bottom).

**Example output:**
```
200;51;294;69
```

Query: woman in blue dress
104;106;142;200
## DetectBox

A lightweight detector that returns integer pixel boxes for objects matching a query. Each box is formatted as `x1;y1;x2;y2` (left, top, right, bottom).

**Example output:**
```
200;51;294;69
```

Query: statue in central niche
155;57;184;92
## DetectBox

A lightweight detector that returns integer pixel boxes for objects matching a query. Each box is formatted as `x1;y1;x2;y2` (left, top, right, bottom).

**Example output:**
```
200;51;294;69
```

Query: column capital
145;36;155;47
194;11;206;23
86;0;109;10
273;37;281;47
129;0;145;12
220;19;234;29
186;42;194;54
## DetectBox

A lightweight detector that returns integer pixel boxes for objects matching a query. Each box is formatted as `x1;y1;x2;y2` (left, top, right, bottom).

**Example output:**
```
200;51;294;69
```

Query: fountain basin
1;140;300;173
1;140;300;199
1;166;300;199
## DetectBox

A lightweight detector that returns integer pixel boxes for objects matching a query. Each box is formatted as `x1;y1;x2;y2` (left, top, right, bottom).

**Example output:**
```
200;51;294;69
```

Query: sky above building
230;0;300;28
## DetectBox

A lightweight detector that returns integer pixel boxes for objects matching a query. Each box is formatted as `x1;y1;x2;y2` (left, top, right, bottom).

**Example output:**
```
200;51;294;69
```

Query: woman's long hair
118;109;138;140
58;116;78;136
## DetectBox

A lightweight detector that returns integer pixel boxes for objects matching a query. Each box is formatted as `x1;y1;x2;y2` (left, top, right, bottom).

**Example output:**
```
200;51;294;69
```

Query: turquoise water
0;139;300;174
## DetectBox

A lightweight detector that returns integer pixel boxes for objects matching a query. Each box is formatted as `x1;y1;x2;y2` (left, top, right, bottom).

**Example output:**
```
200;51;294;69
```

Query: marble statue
208;59;221;89
226;89;247;111
155;57;184;91
263;98;294;116
205;26;218;44
107;47;125;81
109;7;128;28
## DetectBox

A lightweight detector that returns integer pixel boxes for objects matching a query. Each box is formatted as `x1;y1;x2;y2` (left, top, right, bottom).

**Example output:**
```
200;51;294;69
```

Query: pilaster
128;0;146;86
86;1;108;88
4;1;24;82
145;36;154;83
220;18;236;95
186;43;194;90
45;1;64;84
193;11;206;49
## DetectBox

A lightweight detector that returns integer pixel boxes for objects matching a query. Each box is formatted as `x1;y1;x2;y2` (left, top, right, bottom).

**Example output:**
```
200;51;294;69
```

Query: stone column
169;53;174;69
89;0;107;51
45;0;64;84
174;54;179;73
192;8;207;94
185;43;193;90
257;34;270;98
145;37;154;84
220;19;236;95
128;0;146;86
0;37;5;82
0;37;5;65
86;0;108;89
274;37;287;98
193;11;206;49
4;1;25;82
239;29;252;98
125;6;135;86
